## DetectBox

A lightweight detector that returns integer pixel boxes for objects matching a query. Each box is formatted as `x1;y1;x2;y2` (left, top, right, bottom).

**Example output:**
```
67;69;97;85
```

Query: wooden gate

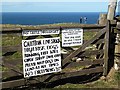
0;21;114;89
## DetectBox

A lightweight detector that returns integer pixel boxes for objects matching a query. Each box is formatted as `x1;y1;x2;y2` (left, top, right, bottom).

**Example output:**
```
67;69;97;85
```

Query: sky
2;0;110;2
1;0;120;12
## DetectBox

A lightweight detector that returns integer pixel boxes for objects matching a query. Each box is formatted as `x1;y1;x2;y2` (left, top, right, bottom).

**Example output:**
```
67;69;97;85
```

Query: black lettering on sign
43;39;50;44
54;59;59;62
41;65;46;68
50;50;58;54
37;61;45;65
46;55;53;59
23;40;42;47
25;53;40;57
45;59;53;64
24;46;45;53
35;56;45;61
51;39;60;44
25;62;36;67
47;45;58;49
54;54;61;58
23;31;29;35
49;63;59;67
35;66;40;69
24;58;33;62
25;67;35;72
25;71;33;77
40;51;48;55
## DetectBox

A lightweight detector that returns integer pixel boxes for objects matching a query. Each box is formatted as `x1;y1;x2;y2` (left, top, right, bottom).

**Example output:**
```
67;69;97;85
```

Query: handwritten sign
22;37;61;78
62;28;83;47
22;29;60;36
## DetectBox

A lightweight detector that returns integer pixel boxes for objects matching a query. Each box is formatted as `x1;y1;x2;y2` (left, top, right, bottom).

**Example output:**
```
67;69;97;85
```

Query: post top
108;0;117;6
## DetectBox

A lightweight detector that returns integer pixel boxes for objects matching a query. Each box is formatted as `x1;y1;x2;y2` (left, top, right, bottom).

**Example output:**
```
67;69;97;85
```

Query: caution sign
62;28;83;47
22;37;61;78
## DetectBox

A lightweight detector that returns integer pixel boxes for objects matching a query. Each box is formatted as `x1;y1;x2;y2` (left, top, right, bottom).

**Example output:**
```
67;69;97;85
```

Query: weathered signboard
62;28;83;47
22;37;61;78
22;29;60;36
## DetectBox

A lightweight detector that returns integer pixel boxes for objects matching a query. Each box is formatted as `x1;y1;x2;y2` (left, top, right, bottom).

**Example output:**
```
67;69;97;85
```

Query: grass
84;32;97;40
2;34;22;46
114;72;120;81
1;23;99;29
54;73;119;89
54;81;117;89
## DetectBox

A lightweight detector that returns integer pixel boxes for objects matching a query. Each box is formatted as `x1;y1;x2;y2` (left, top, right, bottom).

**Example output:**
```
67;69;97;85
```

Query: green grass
114;72;120;81
0;66;9;71
54;71;119;89
11;52;22;59
1;23;95;29
84;32;97;40
54;79;118;89
2;34;22;46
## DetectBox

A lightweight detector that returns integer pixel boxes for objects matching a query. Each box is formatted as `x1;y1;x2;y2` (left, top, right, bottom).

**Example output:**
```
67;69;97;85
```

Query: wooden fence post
107;0;117;20
103;21;110;76
98;14;107;25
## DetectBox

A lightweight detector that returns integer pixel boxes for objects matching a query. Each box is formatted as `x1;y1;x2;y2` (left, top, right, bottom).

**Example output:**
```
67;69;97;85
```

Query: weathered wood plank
48;66;103;82
2;49;103;66
2;45;22;54
117;24;120;29
2;25;105;32
1;66;103;89
62;27;106;66
62;49;104;61
78;49;104;57
0;79;25;89
107;0;117;20
1;62;23;75
2;28;22;32
2;71;23;78
103;21;110;76
114;29;120;34
110;20;117;25
84;29;101;32
93;39;105;45
64;59;104;68
98;13;107;25
25;35;39;40
1;59;103;78
2;58;23;66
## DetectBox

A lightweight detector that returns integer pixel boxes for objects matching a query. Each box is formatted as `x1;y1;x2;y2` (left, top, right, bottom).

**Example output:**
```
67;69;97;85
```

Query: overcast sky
1;0;120;12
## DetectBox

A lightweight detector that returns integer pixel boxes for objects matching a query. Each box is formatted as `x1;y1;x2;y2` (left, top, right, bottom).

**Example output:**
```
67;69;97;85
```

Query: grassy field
1;24;120;89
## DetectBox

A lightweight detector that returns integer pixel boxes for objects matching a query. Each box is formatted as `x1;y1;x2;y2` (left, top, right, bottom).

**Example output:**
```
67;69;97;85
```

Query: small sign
22;29;60;36
22;37;61;78
62;28;83;47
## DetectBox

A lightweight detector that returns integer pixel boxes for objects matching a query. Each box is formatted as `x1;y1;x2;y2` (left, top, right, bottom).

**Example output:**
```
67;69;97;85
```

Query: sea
2;12;106;25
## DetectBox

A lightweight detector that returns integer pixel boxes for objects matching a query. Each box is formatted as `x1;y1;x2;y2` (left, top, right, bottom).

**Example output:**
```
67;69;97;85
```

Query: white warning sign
22;37;61;78
22;29;60;36
62;28;83;47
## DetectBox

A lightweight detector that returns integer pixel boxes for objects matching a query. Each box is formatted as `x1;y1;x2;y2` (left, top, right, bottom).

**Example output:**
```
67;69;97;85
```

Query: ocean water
2;12;101;25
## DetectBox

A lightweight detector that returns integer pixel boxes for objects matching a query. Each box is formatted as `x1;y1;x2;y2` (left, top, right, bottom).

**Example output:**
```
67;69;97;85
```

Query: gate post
103;21;110;76
98;13;107;25
107;0;117;20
